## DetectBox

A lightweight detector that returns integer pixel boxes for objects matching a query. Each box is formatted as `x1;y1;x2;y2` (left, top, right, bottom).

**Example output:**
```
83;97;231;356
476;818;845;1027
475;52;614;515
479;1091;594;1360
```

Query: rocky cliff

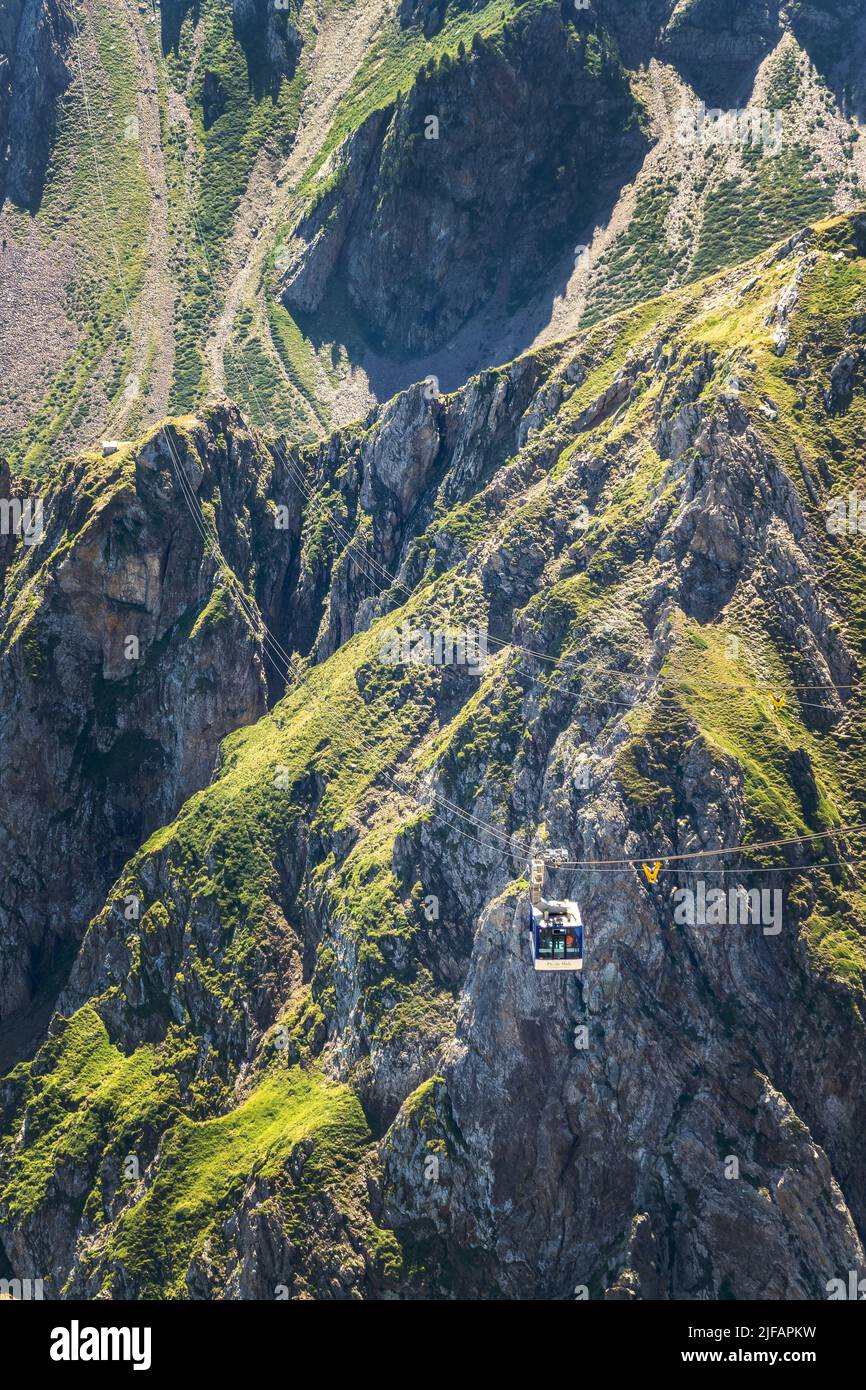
0;0;71;209
0;420;275;1053
281;4;644;354
2;210;865;1298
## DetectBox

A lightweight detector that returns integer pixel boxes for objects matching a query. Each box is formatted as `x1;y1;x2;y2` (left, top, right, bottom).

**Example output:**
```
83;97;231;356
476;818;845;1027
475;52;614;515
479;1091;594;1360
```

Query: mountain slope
248;0;866;428
4;0;866;470
2;210;866;1298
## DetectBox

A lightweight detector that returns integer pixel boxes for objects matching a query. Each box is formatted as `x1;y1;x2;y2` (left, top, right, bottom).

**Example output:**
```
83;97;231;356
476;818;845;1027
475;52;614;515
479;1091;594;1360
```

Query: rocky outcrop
281;6;645;354
231;0;302;80
278;109;390;316
379;893;866;1299
0;408;274;1037
660;0;782;98
0;0;72;209
786;0;861;70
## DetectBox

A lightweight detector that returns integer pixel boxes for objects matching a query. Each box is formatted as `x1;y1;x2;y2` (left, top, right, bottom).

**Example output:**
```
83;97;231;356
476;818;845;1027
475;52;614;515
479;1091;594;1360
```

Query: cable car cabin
528;859;584;972
530;900;584;970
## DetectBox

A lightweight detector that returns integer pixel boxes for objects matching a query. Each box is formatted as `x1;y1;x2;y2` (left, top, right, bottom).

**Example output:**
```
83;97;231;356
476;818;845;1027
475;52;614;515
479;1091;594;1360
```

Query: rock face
0;409;274;1042
276;0;866;371
602;0;854;77
230;0;302;79
281;6;645;354
0;0;71;209
659;2;785;104
2;213;866;1299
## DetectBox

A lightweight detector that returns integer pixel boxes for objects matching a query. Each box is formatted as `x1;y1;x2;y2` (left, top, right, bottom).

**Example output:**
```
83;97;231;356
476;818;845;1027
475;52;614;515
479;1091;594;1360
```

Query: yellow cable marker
642;861;662;884
769;691;786;711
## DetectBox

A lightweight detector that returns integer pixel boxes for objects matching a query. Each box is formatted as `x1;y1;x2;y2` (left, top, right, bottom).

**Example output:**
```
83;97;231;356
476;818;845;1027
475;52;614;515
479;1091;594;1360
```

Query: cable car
529;859;584;971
